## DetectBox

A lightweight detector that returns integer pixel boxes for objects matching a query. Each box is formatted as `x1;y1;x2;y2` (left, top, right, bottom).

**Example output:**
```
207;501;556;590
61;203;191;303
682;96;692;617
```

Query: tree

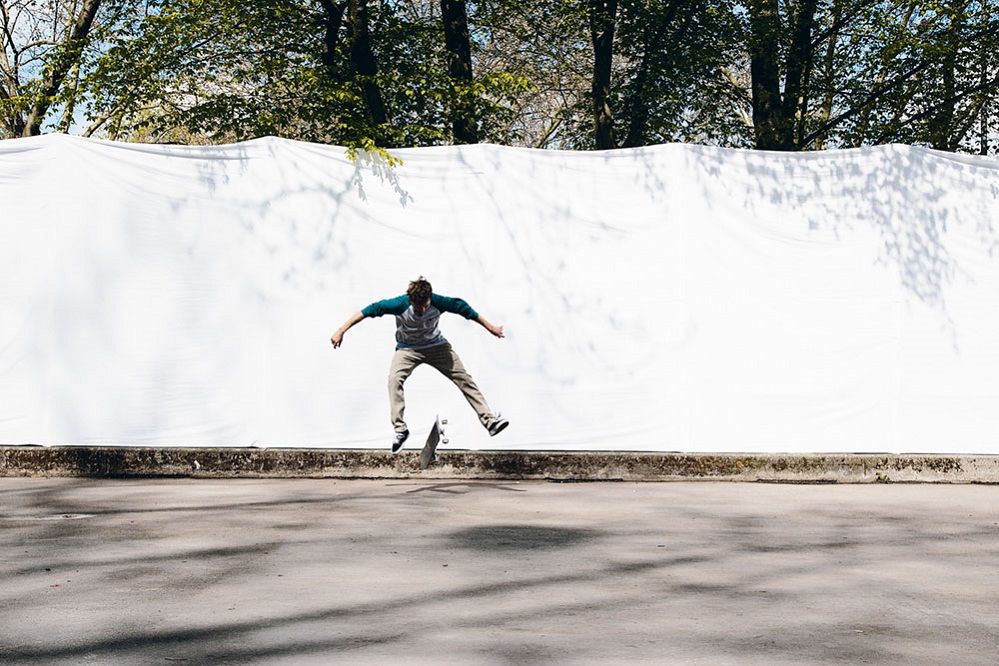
83;0;418;144
588;0;617;148
347;0;389;128
894;0;999;152
615;0;747;147
741;0;999;152
441;0;478;143
746;0;819;150
1;0;129;138
79;0;531;147
477;0;746;150
467;0;592;148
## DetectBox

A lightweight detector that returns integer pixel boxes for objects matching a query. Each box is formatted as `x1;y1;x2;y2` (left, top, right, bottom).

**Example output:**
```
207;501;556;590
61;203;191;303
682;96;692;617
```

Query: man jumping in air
330;276;510;452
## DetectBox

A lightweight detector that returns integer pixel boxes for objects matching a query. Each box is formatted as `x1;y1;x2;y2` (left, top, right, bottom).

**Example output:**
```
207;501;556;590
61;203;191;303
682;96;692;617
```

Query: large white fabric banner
2;135;998;452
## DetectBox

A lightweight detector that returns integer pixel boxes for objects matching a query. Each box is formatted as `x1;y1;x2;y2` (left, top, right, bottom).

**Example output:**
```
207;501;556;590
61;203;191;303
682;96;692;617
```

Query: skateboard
419;415;448;469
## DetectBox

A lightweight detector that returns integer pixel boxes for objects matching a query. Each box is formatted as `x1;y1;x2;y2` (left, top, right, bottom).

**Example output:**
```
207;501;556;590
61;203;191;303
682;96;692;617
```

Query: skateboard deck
419;415;448;469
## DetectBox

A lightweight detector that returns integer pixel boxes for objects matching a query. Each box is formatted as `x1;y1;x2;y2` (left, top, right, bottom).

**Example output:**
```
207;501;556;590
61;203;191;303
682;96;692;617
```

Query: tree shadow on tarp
690;144;999;348
444;145;660;391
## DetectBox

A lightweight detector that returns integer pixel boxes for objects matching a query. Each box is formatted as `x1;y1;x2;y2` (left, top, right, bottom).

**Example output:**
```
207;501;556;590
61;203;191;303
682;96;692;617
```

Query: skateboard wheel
441;419;448;425
442;438;449;444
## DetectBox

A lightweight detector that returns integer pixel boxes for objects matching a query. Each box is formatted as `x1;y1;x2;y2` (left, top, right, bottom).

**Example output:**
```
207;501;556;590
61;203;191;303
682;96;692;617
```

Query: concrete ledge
3;446;999;483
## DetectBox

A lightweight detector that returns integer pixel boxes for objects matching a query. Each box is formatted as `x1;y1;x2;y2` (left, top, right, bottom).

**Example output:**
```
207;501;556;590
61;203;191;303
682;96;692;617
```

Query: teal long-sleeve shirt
361;294;479;350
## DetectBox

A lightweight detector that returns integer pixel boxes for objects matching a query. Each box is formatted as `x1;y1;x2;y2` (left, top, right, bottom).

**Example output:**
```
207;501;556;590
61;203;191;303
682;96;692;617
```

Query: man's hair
407;276;433;303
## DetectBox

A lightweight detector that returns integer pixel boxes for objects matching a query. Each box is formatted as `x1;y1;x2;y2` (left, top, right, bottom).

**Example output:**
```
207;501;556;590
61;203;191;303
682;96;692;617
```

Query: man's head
407;276;433;313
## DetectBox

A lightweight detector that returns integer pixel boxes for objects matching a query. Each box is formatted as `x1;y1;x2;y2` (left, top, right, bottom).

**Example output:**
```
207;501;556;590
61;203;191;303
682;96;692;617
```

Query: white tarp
2;134;998;453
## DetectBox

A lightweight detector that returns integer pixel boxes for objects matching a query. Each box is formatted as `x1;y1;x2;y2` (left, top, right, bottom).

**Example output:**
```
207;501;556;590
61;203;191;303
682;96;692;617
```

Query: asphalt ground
2;478;999;665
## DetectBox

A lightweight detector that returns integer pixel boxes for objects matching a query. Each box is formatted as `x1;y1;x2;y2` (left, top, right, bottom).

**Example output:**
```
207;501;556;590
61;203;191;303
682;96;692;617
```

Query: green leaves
3;0;998;153
74;0;542;148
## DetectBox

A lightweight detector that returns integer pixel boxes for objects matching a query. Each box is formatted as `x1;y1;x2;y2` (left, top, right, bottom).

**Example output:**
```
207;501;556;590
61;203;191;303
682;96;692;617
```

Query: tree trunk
1;3;23;137
21;0;103;136
748;0;786;150
783;0;817;148
622;3;678;148
317;0;348;75
814;0;844;149
441;0;478;144
347;0;388;127
589;0;618;149
980;0;991;154
930;1;967;151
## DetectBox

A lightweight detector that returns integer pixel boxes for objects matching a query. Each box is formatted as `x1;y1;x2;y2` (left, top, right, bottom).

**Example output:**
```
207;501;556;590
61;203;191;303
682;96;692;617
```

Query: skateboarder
331;277;510;452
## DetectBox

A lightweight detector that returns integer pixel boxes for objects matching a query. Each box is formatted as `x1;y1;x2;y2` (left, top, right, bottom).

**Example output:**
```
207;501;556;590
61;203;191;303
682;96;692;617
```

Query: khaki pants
388;343;492;433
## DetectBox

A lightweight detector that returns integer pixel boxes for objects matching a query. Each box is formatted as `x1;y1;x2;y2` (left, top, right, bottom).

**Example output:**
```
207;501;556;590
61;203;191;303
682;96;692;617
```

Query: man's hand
331;311;365;349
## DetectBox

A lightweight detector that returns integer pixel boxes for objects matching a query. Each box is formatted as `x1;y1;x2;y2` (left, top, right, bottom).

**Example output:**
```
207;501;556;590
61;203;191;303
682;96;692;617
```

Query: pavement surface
2;478;999;665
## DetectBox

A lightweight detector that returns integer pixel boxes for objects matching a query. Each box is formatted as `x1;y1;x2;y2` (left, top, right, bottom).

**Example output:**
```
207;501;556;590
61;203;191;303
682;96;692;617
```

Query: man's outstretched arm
476;314;504;339
331;311;365;348
431;294;503;339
